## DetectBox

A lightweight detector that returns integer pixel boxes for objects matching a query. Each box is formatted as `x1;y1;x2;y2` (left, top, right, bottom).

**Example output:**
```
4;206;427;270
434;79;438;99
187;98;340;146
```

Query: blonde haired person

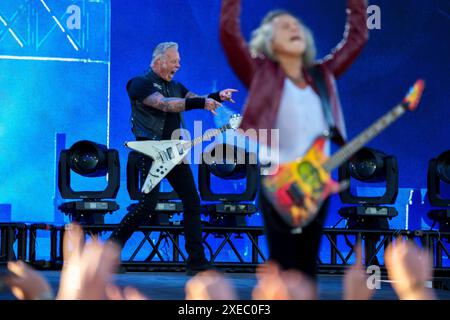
220;0;368;281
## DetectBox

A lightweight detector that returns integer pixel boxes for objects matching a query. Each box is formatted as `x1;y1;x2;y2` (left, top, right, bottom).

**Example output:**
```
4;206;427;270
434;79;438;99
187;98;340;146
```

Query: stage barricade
24;224;268;272
0;223;448;284
0;223;27;263
317;229;450;277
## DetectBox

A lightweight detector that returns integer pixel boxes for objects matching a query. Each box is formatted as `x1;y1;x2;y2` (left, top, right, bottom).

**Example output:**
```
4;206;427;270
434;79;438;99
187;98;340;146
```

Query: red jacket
220;0;369;145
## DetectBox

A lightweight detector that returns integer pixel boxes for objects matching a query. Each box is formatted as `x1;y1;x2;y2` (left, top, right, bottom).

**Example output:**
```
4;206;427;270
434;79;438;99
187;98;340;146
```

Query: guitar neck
183;124;231;151
323;103;407;172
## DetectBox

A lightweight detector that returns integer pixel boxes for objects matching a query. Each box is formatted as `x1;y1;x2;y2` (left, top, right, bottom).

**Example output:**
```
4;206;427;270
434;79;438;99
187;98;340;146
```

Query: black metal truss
0;223;448;276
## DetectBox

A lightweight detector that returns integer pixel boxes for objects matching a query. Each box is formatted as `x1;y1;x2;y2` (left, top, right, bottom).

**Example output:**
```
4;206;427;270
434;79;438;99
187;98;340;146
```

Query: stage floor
1;271;450;300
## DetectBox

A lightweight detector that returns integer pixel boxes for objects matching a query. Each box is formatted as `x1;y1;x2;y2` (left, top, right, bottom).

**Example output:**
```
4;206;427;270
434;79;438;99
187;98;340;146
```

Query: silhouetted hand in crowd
56;223;121;300
105;284;149;300
4;261;54;300
185;270;237;300
252;262;317;300
343;244;375;300
385;238;436;300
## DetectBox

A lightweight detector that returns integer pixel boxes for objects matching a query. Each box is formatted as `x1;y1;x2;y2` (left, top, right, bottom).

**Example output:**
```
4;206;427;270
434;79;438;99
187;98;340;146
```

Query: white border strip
66;35;79;51
39;0;51;13
0;55;108;64
51;15;66;33
8;29;24;47
0;15;8;26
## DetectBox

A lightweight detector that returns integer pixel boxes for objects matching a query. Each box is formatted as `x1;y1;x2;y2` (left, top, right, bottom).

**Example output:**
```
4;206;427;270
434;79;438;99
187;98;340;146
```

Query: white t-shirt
259;78;330;166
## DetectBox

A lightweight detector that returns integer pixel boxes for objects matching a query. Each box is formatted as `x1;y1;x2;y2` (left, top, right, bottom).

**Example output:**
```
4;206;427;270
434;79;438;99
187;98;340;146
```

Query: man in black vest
110;42;237;275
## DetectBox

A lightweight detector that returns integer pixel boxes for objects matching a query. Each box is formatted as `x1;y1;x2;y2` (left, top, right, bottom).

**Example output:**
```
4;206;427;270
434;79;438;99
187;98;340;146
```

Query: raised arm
220;0;257;88
320;0;369;78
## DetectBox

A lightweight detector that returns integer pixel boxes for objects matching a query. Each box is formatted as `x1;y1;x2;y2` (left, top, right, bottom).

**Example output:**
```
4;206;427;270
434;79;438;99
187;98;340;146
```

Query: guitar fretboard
323;103;406;172
182;124;231;151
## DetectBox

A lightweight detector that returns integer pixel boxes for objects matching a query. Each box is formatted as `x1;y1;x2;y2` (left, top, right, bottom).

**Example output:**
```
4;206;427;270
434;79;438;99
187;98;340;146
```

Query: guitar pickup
176;144;184;155
166;147;175;160
287;183;305;207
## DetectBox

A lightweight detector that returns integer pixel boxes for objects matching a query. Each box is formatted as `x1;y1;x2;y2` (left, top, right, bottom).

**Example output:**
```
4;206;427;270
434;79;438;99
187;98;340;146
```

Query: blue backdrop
109;0;450;231
0;0;111;224
1;0;449;262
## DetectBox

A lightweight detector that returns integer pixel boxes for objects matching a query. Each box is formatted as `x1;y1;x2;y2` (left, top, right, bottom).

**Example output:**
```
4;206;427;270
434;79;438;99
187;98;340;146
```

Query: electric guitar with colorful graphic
261;80;426;233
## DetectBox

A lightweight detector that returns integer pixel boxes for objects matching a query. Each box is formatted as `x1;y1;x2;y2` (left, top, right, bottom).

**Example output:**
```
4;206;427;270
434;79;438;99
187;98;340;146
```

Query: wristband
185;98;206;110
207;91;223;102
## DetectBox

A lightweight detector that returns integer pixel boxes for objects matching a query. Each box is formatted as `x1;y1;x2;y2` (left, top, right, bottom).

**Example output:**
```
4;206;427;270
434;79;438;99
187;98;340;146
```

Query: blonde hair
151;42;179;66
249;10;317;68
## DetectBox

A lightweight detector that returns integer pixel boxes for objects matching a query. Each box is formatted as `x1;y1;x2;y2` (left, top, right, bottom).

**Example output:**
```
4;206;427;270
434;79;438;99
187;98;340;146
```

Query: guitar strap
309;66;334;129
309;66;344;146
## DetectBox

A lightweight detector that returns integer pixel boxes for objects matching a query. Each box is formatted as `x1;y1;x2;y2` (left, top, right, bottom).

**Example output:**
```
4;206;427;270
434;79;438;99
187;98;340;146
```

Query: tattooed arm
143;91;222;114
185;91;206;99
143;92;188;113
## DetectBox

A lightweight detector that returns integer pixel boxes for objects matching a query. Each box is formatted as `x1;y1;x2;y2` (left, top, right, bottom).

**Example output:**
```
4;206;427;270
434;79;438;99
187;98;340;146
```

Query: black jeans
259;187;329;279
110;153;206;265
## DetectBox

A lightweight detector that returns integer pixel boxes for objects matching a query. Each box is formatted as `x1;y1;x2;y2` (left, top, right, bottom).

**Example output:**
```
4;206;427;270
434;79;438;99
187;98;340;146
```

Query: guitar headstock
228;114;243;130
402;79;425;111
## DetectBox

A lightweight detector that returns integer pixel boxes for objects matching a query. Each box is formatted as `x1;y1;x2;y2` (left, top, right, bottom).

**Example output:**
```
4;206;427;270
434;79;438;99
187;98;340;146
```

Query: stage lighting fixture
58;140;120;224
338;147;399;229
337;147;399;265
427;150;450;232
127;151;182;226
199;143;258;227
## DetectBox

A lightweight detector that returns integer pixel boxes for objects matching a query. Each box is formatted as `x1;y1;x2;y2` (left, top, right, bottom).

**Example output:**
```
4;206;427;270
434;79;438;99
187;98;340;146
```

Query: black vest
128;70;186;140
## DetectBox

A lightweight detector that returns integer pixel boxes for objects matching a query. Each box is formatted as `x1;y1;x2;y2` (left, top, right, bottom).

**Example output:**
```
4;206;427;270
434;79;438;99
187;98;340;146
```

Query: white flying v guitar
125;114;242;194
